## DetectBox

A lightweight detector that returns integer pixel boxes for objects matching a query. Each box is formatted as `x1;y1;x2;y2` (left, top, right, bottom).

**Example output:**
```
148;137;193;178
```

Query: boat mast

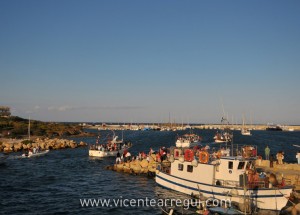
28;115;31;141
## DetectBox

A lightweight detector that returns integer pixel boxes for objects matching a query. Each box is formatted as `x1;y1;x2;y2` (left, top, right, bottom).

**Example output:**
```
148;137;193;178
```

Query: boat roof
220;156;255;161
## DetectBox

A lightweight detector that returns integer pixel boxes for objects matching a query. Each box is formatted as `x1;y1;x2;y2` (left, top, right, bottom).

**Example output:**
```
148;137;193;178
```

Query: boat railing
230;144;258;158
214;179;240;188
247;181;267;189
214;179;267;189
156;162;171;174
281;178;292;186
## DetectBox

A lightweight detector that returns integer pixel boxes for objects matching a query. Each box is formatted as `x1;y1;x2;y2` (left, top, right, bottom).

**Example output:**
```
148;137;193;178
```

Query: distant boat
281;125;295;132
214;130;232;143
22;150;49;158
241;129;251;136
241;116;251;136
266;123;283;131
175;133;202;148
214;113;233;143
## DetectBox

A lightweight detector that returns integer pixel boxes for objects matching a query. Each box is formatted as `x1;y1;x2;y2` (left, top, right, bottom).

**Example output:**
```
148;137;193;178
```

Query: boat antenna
28;115;31;141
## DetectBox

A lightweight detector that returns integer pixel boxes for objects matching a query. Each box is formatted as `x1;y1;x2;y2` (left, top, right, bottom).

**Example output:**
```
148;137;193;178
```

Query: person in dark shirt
270;154;274;168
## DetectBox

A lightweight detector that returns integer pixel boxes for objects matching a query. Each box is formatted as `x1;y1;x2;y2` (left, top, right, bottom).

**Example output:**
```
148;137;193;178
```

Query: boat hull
89;148;126;157
23;150;49;158
215;139;227;143
155;171;292;211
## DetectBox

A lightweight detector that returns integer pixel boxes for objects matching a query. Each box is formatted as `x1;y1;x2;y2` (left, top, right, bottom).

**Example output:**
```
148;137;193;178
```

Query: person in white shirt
296;151;300;164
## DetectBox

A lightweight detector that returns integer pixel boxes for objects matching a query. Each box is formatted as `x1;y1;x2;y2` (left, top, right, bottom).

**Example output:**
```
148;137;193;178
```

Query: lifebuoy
184;149;194;162
174;148;182;159
199;151;209;163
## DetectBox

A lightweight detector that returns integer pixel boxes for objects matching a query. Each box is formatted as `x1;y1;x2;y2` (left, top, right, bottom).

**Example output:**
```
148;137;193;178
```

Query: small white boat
22;150;49;158
89;147;128;157
241;128;251;136
89;132;132;158
241;117;252;136
175;133;201;148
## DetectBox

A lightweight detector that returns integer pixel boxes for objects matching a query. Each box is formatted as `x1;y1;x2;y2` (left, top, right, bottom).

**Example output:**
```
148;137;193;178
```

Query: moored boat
241;116;252;136
241;128;251;136
155;144;292;211
266;123;283;131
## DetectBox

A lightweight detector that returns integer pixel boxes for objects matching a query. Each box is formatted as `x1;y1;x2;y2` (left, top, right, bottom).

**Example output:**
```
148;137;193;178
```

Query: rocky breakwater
0;138;87;153
106;154;170;177
255;159;300;190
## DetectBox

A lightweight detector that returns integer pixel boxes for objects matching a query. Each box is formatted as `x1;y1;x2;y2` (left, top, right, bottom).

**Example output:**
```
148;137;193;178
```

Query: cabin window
228;161;233;169
238;162;245;170
178;164;184;171
187;165;193;173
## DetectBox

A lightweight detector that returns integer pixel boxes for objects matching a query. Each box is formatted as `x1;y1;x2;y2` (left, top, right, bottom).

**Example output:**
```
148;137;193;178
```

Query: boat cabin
214;157;253;187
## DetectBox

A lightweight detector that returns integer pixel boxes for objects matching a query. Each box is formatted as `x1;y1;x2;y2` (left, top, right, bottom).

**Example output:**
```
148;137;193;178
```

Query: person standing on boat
265;146;270;160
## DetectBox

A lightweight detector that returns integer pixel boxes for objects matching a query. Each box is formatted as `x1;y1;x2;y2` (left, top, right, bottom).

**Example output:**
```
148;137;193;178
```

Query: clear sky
0;0;299;124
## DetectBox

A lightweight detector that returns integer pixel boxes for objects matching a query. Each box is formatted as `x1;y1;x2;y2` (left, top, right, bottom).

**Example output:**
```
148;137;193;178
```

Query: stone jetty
255;159;300;190
0;138;87;153
106;154;170;176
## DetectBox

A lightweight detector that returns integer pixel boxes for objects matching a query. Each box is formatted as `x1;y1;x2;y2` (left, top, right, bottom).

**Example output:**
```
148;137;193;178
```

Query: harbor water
1;129;300;214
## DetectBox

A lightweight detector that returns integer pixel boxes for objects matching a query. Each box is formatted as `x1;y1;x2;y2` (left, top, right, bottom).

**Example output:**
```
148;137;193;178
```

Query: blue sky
0;0;299;124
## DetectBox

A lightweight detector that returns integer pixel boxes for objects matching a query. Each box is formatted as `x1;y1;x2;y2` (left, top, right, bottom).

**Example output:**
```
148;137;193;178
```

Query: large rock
13;142;23;151
70;142;77;148
79;141;87;147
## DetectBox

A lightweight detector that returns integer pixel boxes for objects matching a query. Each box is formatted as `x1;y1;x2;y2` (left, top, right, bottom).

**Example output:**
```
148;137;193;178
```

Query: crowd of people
115;145;250;165
23;146;41;156
90;141;131;152
115;147;168;164
114;144;300;166
262;145;298;167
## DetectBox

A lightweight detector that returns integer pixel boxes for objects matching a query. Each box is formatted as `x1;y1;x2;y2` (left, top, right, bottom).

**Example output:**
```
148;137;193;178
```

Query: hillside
0;116;92;138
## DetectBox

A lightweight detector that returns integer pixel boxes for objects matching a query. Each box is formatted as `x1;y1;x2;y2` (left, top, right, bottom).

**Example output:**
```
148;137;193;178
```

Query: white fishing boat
155;144;292;211
22;150;49;158
89;145;129;157
89;132;131;158
175;133;202;148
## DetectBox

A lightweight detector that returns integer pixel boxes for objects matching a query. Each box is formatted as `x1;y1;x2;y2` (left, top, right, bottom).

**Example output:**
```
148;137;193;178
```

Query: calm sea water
1;129;300;215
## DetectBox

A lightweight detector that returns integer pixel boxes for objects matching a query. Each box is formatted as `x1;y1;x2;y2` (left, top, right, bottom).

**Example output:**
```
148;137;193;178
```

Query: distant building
0;106;11;117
